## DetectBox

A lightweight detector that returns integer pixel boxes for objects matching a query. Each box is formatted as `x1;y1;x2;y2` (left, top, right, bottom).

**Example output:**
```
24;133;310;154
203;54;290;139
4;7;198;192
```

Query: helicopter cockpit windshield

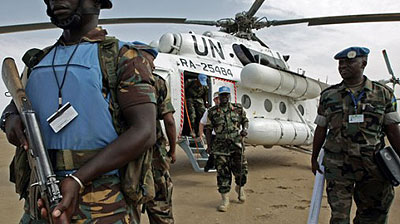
232;43;288;71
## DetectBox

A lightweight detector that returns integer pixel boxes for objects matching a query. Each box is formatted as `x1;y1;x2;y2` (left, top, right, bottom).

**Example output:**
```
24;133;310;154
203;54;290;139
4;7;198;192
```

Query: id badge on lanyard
47;102;78;133
348;91;365;124
349;114;364;123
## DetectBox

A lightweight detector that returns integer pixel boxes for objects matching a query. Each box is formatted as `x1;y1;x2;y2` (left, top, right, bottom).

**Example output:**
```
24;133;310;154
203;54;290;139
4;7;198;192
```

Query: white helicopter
1;0;400;171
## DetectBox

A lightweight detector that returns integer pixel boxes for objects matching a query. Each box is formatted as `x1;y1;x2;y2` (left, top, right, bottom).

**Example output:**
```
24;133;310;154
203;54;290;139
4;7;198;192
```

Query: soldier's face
338;57;366;80
48;0;80;20
219;93;230;105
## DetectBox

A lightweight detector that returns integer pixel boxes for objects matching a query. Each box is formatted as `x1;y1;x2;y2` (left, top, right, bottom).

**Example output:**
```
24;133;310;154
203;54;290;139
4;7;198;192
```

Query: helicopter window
249;49;287;70
264;99;272;112
232;44;255;66
279;102;287;114
241;94;251;109
298;105;305;116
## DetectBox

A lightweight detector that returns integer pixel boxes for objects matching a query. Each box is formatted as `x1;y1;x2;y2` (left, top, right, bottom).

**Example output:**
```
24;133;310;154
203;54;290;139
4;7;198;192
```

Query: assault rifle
2;58;62;223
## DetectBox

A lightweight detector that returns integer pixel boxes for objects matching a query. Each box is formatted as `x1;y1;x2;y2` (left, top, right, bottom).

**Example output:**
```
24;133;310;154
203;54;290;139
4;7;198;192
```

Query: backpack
12;36;155;205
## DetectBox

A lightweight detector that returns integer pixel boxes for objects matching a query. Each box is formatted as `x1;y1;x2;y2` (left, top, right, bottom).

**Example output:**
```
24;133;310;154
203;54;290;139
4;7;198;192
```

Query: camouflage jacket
206;103;248;154
154;74;175;152
317;76;399;179
185;79;208;101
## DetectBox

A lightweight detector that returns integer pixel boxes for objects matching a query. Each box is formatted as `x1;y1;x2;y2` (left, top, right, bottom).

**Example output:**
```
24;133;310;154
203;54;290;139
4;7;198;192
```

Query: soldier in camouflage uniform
312;47;400;224
185;74;209;136
0;0;157;223
206;86;249;212
146;73;176;224
124;42;176;224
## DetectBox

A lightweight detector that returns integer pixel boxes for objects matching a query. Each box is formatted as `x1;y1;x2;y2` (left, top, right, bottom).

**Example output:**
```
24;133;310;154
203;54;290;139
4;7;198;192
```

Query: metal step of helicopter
178;136;216;173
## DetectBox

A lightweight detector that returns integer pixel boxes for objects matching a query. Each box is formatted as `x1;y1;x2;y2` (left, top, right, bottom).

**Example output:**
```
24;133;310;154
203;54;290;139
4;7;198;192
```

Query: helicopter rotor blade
0;22;56;34
246;0;265;18
0;18;221;34
265;13;400;27
100;18;219;26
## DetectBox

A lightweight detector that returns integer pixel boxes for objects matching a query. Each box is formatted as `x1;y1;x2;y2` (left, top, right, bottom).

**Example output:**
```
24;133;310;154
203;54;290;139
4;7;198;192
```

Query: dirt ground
1;133;399;223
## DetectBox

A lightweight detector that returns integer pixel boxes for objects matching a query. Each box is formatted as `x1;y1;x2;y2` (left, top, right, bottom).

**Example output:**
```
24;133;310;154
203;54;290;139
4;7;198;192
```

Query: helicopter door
210;77;237;105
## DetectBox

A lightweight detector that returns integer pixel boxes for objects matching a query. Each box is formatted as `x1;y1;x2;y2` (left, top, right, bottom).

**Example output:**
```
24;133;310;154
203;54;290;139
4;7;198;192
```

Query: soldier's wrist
66;173;85;192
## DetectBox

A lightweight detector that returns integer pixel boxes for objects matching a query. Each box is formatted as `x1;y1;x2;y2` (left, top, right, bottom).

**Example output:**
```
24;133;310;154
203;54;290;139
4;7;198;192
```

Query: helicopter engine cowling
158;33;182;54
247;118;312;146
240;63;321;99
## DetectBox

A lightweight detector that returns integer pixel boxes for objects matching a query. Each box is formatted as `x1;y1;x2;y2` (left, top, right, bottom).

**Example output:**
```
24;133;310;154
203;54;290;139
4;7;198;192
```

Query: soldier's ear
361;57;367;69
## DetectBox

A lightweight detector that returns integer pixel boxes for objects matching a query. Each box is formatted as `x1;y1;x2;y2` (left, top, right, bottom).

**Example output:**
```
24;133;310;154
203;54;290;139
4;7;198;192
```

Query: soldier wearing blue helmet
185;73;209;136
205;86;249;212
1;0;157;223
312;46;400;223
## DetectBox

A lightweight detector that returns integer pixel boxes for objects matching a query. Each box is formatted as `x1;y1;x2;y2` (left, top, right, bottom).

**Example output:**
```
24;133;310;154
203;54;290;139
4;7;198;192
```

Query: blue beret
334;47;370;60
219;86;231;94
131;41;158;58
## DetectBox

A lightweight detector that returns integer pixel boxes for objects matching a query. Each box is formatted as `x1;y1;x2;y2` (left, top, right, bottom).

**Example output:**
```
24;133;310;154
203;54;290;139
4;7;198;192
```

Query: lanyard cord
51;39;82;108
349;90;365;112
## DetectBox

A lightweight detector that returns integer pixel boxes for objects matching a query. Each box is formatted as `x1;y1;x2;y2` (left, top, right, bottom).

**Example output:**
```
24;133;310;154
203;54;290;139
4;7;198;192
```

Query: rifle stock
2;58;31;113
2;58;62;223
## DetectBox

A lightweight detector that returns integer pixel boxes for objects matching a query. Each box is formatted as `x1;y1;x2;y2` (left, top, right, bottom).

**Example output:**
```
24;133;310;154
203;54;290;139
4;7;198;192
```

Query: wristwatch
0;111;18;133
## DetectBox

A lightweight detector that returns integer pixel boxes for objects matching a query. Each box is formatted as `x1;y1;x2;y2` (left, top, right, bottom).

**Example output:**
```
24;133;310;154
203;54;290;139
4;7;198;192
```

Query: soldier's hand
5;114;28;150
311;157;323;175
39;177;81;223
206;147;211;154
168;151;176;164
240;129;248;137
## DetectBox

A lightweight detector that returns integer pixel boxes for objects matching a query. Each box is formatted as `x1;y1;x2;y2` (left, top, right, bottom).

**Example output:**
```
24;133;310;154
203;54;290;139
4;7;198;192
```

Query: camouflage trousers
20;175;131;224
186;98;206;135
132;157;174;224
215;151;248;194
326;176;394;224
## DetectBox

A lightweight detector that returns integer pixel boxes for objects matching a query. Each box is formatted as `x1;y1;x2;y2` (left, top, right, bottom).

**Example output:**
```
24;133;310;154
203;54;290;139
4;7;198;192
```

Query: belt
48;149;101;171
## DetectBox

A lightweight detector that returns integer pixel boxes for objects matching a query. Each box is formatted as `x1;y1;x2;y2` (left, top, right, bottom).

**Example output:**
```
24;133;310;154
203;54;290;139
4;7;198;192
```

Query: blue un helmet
198;74;208;86
218;86;231;94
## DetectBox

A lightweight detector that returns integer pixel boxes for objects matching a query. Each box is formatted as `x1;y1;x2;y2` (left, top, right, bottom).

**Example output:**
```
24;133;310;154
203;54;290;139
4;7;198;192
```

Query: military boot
217;193;229;212
235;185;246;203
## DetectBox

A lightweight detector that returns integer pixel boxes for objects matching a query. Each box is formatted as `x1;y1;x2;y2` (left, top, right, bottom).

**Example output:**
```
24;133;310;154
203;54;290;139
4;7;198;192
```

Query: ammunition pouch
9;146;30;199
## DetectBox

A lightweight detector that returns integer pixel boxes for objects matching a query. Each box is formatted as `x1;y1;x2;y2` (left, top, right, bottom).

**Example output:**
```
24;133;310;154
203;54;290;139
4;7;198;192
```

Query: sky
0;0;400;112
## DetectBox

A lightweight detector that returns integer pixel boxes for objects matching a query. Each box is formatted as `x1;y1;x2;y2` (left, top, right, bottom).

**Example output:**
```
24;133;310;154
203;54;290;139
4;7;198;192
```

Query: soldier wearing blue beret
205;86;249;212
333;46;370;60
312;46;400;223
